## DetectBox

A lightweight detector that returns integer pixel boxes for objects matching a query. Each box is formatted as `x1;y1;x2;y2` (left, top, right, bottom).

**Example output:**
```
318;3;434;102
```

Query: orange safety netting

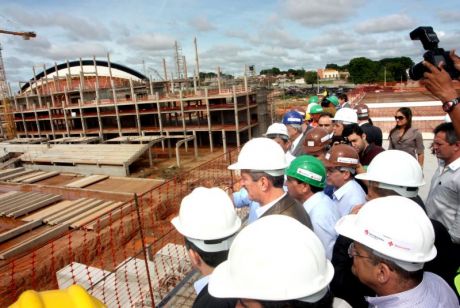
0;149;239;307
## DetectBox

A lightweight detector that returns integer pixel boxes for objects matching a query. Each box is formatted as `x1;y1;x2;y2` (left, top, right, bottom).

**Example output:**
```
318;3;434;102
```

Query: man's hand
449;49;460;71
423;57;458;103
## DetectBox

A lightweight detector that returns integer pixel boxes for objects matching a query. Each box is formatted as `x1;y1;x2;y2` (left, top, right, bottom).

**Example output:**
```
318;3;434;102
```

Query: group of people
169;52;460;307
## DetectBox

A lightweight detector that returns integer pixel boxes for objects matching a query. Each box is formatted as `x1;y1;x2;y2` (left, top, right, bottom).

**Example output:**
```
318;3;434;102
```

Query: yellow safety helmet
10;285;106;308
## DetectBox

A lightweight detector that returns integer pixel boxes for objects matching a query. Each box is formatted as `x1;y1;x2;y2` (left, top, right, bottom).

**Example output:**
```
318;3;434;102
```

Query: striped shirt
365;272;459;307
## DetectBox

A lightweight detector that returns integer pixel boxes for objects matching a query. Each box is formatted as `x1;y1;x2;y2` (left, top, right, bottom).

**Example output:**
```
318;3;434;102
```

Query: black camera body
409;26;460;80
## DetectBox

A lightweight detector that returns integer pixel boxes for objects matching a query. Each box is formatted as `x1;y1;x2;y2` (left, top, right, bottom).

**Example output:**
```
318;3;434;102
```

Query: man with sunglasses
335;196;459;307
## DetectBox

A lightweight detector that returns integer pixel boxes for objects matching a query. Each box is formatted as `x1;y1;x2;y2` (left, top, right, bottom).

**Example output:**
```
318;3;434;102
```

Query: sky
1;0;460;89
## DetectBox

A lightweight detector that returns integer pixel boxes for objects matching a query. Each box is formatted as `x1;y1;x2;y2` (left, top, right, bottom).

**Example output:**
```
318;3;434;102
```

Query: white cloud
355;14;415;34
283;0;365;26
4;6;111;40
437;11;460;22
188;16;216;32
123;33;175;51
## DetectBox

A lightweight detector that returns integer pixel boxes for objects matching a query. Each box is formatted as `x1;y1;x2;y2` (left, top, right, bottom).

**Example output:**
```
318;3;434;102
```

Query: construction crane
0;29;36;139
0;29;36;40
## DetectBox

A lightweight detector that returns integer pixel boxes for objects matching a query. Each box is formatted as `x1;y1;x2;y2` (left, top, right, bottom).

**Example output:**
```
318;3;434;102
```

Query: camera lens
409;62;426;80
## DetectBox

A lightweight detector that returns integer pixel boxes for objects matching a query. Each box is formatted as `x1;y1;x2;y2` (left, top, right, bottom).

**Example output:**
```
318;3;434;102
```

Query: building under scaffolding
3;57;263;150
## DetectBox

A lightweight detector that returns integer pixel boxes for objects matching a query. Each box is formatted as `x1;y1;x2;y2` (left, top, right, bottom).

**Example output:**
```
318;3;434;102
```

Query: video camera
409;26;460;80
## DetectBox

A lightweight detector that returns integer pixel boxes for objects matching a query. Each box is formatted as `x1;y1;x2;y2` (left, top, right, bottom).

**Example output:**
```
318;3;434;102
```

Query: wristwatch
442;97;460;112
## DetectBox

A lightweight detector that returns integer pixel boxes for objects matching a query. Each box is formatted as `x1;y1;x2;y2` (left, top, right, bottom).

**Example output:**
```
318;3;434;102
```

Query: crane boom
0;29;36;40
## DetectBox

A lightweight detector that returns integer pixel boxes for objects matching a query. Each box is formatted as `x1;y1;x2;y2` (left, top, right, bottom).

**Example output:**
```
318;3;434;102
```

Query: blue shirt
233;188;259;224
303;192;340;260
332;179;366;217
365;272;459;308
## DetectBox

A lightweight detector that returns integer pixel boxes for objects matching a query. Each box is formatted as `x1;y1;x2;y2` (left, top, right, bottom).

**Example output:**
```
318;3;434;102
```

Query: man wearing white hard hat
228;137;312;228
171;187;241;307
264;122;293;162
208;215;351;307
233;123;291;224
331;150;460;306
331;108;358;145
335;196;459;307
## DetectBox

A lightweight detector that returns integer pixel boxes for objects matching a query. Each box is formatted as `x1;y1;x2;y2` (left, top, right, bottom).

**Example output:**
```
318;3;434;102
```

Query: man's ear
188;249;202;268
362;133;367;142
375;262;392;285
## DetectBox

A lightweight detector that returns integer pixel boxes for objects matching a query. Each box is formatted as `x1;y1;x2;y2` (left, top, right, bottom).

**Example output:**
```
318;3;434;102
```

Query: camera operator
423;50;460;138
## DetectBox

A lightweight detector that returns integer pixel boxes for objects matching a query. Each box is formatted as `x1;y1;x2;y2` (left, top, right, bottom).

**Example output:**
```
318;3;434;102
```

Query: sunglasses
395;116;405;121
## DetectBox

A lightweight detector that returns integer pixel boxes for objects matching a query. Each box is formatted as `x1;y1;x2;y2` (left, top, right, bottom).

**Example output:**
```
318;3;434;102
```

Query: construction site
0;30;452;307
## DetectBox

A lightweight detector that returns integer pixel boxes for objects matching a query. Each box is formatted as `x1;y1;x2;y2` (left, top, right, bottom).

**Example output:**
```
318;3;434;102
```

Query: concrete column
47;102;55;139
155;92;165;150
233;86;240;147
205;88;213;152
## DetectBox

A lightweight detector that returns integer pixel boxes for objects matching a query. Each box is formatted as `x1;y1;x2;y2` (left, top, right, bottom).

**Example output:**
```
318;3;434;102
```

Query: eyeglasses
318;124;331;127
348;243;373;259
394;116;405;121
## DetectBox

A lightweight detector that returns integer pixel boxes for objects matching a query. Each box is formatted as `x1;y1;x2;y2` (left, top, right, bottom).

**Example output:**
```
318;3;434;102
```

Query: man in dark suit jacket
228;137;312;229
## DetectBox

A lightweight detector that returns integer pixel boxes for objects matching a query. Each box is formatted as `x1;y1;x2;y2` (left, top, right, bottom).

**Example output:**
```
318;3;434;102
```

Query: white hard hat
264;123;289;139
355;150;425;198
209;215;334;301
171;187;241;252
332;108;358;124
335;196;436;271
228;138;289;176
445;114;452;123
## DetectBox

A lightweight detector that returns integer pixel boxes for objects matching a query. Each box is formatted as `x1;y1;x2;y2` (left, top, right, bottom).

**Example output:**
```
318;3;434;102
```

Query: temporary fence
0;148;239;307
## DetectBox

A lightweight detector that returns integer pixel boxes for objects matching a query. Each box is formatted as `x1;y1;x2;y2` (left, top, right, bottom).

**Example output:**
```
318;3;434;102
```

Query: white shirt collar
333;180;354;200
193;275;209;295
303;192;325;212
256;192;287;218
447;156;460;171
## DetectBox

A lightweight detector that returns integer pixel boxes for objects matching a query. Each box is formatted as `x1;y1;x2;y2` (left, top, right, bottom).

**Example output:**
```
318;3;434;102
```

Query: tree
326;63;340;70
348;57;379;84
304;71;318;85
260;67;281;76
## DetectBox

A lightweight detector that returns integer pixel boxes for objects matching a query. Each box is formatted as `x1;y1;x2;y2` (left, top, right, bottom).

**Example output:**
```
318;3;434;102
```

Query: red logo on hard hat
388;241;394;247
364;230;369;235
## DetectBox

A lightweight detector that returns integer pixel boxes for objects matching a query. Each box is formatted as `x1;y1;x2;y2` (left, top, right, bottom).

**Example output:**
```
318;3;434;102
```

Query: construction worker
321;96;337;116
285;155;340;259
208;215;351;307
282;110;307;157
323;144;366;217
228;137;312;228
302;127;332;160
308;95;319;104
10;285;106;308
171;187;241;307
353;103;383;146
335;196;459;307
337;93;350;109
309;104;324;128
342;123;384;168
331;107;358;144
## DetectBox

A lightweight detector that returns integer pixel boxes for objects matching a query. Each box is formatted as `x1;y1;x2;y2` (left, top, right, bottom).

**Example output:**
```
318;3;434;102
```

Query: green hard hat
309;104;323;114
285;155;326;188
327;95;339;106
308;95;319;104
